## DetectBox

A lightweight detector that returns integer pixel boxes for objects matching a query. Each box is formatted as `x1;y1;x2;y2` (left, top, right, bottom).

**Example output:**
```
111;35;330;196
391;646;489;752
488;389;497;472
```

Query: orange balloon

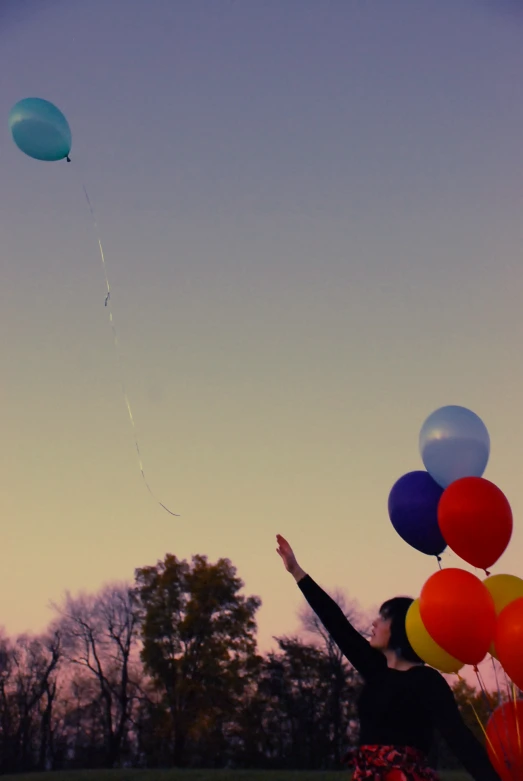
495;597;523;690
486;700;523;781
438;477;512;570
419;568;496;665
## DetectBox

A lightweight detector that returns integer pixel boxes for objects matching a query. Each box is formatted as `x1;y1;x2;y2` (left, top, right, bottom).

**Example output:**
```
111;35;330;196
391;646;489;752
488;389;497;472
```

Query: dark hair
379;597;424;664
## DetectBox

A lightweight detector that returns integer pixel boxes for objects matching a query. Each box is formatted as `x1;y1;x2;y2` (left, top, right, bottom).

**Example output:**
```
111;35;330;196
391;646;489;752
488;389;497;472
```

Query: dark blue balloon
388;471;446;556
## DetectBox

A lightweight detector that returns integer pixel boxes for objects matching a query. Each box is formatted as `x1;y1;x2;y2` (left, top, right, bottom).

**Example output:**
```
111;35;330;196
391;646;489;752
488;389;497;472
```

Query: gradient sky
2;1;523;667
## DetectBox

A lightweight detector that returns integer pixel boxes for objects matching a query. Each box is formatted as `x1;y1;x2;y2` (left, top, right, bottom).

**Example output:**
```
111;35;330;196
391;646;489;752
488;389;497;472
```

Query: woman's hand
276;534;306;581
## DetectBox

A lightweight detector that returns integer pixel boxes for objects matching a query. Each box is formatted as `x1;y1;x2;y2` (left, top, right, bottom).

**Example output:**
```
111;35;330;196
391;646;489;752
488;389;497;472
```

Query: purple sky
2;1;523;670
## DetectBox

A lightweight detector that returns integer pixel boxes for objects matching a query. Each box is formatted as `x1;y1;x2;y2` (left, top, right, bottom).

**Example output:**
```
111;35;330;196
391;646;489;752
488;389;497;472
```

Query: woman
276;534;500;781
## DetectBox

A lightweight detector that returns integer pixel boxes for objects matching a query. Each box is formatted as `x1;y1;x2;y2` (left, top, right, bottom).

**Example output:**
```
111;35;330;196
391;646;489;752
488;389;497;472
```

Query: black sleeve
297;574;386;679
423;669;500;781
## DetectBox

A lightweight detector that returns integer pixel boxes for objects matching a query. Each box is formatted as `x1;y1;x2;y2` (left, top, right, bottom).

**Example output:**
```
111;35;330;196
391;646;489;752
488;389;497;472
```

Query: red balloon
420;568;496;665
495;597;523;691
486;700;523;781
438;477;512;570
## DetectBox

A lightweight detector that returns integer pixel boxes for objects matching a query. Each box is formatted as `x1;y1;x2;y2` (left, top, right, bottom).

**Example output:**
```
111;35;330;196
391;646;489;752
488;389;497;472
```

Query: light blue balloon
9;97;72;162
419;405;490;489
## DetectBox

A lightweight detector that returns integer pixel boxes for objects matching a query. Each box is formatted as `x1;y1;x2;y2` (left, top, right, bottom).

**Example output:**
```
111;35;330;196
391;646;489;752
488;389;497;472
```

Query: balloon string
474;665;514;775
464;668;506;770
82;184;179;517
436;555;442;570
467;697;502;769
512;681;522;760
493;659;517;775
491;655;503;710
503;671;522;766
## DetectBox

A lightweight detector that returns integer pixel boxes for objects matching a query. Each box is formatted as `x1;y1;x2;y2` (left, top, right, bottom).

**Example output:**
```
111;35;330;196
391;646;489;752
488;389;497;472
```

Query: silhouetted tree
0;631;61;773
299;588;367;762
0;558;506;773
134;553;261;766
52;583;139;766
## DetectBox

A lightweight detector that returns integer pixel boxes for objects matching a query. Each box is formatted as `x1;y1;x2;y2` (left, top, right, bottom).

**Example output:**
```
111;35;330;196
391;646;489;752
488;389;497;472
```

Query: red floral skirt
346;744;439;781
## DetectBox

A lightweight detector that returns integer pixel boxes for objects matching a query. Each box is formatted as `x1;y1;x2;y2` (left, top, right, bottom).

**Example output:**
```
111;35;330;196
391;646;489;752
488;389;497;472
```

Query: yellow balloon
484;574;523;614
406;598;464;674
484;574;523;658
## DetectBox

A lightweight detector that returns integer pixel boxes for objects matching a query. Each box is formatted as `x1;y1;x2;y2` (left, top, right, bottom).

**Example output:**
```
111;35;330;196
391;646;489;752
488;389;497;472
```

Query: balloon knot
66;156;71;162
485;569;491;576
436;555;443;571
473;665;479;674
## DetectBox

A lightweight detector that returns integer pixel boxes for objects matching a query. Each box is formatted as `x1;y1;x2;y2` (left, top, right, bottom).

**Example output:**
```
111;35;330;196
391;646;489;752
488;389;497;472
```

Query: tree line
0;552;501;774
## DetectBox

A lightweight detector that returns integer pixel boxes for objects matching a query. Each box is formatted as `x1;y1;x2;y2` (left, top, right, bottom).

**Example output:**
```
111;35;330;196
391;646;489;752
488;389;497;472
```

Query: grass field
0;770;471;781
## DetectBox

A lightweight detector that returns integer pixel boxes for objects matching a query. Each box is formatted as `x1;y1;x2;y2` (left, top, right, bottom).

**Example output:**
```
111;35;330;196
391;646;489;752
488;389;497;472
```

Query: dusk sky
2;1;523;665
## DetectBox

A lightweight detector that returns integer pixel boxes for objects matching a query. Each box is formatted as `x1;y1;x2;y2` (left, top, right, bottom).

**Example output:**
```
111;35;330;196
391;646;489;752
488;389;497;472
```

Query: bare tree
52;582;139;767
298;588;371;763
0;631;61;772
299;587;372;652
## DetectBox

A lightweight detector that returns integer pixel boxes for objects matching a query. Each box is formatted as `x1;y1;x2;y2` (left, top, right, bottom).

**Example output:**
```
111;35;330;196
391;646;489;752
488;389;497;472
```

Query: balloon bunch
390;406;523;777
388;404;501;563
388;405;522;678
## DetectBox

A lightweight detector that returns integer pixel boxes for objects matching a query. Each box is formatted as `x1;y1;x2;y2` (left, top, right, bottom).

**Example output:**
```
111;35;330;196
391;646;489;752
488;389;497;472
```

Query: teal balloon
9;98;72;162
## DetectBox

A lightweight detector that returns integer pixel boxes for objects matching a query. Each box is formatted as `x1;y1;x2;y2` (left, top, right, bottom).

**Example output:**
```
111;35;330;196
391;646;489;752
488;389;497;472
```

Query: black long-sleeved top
298;574;500;781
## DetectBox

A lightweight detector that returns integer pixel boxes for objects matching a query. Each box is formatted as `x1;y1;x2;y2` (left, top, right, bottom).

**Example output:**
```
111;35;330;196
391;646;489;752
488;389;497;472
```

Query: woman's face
369;611;392;651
